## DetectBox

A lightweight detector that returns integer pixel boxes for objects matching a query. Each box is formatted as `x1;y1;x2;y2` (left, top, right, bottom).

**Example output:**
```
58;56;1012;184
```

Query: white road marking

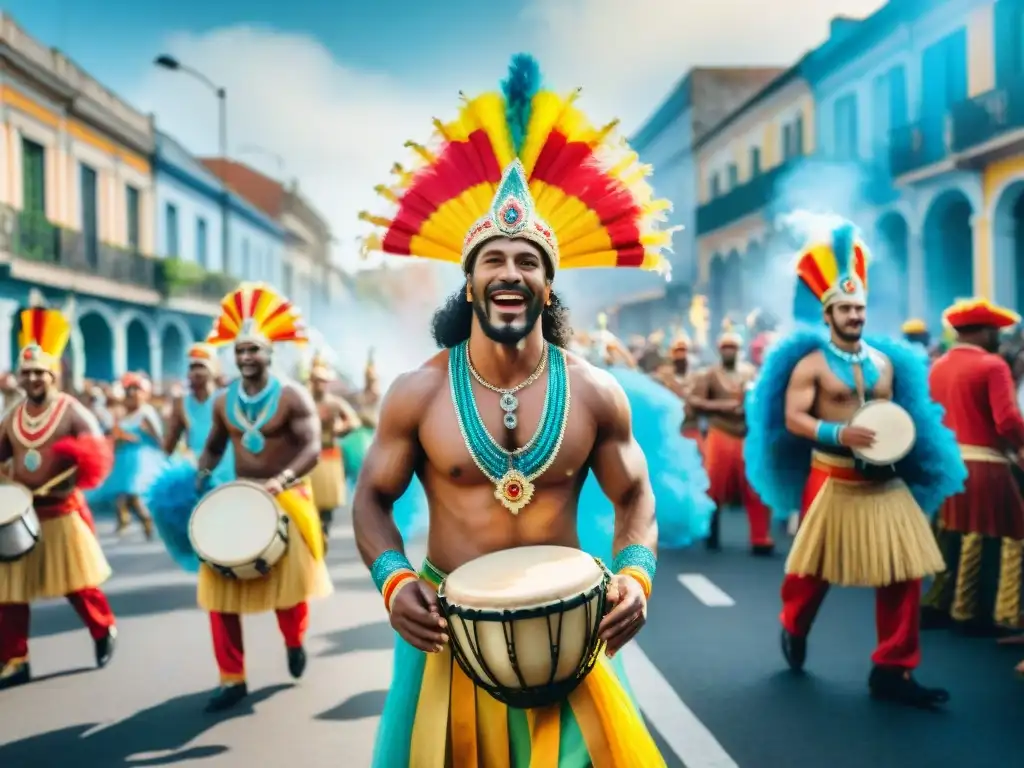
97;525;352;552
677;574;735;607
622;644;739;768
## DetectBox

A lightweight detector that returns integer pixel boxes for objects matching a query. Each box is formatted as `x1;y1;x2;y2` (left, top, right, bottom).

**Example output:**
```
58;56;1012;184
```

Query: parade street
0;511;1020;768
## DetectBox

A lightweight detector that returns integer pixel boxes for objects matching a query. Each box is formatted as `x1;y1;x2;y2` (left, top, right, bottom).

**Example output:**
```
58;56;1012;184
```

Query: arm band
371;550;418;612
815;420;844;446
612;544;657;598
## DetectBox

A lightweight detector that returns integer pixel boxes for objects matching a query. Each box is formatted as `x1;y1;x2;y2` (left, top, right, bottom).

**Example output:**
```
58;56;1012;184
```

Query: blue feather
744;330;967;520
793;281;825;326
501;53;542;156
145;457;203;573
832;221;856;275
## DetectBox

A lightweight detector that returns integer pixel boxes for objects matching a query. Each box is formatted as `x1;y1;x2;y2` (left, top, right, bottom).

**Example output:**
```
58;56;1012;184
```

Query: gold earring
466;284;473;302
545;297;552;306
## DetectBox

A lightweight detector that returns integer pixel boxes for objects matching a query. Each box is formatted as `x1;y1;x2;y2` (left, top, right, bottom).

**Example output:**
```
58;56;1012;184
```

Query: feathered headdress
718;318;743;348
309;350;335;381
942;298;1020;330
187;342;219;372
794;220;870;322
206;282;308;348
17;304;71;374
358;54;677;276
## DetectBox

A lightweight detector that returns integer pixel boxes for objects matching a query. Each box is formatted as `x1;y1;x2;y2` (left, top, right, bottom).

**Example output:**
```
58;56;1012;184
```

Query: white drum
437;545;609;709
848;400;916;466
188;480;288;579
0;484;39;562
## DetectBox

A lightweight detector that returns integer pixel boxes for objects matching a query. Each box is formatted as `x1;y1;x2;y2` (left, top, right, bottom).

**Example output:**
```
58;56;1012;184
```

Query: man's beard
672;360;687;375
27;384;51;405
471;285;544;346
835;324;864;343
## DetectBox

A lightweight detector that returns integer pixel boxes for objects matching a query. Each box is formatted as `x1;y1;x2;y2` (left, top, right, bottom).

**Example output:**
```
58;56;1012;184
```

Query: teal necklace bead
227;376;283;454
449;341;571;514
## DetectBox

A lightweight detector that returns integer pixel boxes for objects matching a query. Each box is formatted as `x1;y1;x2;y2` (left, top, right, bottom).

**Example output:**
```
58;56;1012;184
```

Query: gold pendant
494;469;534;515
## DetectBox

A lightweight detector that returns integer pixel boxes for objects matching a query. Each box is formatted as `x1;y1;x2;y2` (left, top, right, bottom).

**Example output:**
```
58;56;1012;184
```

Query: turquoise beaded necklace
226;375;283;454
449;340;571;514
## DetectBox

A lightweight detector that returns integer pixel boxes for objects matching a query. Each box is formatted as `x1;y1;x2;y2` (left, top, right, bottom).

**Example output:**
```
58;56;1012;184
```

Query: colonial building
0;12;204;386
571;67;782;337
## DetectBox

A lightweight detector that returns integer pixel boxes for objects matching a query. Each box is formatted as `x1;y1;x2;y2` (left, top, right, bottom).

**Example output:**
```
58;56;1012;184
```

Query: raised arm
163;396;187;455
281;384;322;480
784;356;820;441
197;393;230;475
351;370;430;569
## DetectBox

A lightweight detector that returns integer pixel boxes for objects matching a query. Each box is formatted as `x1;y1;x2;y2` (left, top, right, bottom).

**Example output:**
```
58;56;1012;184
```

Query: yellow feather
467;93;514;169
520;91;565;174
405;141;436;164
432;117;457;143
374;185;400;204
358;212;393;228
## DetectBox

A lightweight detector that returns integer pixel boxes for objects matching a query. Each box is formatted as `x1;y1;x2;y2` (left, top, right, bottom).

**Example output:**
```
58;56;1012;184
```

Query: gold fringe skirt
0;514;111;603
309;447;345;512
785;453;946;587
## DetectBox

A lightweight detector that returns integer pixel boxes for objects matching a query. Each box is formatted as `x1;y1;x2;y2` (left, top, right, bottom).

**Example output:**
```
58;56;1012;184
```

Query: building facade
0;12;212;387
590;67;785;338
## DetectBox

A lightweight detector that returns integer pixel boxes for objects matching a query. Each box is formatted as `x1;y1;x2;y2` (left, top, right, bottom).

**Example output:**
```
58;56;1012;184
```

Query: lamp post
154;55;230;273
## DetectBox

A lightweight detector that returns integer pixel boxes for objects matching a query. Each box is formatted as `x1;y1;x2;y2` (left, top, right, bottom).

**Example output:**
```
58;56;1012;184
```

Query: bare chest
709;368;749;400
6;406;76;485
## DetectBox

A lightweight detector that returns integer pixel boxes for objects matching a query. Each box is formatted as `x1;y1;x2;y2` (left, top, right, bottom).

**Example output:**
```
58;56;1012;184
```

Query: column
971;212;993;301
906;226;926;320
0;299;20;372
149;330;163;388
112;320;128;381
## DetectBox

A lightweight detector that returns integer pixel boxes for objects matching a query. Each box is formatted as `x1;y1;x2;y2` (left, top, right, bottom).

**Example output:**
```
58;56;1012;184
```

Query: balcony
157;257;238;304
696;164;788;235
0;206;159;290
949;77;1024;162
889;119;952;178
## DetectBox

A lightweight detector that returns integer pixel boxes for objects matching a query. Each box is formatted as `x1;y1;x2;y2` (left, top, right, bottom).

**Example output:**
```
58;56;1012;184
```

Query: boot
95;626;117;668
287;646;307;679
205;682;249;713
868;666;949;709
0;660;30;690
780;628;806;672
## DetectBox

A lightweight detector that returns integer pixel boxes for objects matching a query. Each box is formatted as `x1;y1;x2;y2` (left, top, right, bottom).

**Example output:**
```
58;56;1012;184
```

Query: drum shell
439;576;608;710
0;506;41;562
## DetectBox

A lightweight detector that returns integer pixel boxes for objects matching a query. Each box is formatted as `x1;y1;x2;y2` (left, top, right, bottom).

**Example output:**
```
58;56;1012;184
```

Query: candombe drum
189;480;289;579
847;400;916;466
0;483;40;562
437;545;610;709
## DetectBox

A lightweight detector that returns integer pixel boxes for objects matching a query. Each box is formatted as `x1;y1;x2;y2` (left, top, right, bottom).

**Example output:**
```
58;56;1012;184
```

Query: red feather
51;434;114;490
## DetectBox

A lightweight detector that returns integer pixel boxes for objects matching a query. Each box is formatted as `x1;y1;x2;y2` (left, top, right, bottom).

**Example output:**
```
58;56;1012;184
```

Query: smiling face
826;301;867;343
468;237;551;346
235;342;270;381
187;362;211;391
18;368;53;404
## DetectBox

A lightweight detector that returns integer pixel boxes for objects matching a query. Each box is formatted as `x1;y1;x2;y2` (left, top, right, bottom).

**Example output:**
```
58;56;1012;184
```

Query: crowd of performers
0;51;1022;765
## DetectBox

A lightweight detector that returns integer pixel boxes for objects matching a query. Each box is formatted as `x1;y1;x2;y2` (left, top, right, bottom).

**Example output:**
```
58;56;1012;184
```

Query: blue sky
5;0;886;268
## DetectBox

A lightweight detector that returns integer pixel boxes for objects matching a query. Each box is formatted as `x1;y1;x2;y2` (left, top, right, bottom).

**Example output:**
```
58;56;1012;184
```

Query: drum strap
851;363;867;406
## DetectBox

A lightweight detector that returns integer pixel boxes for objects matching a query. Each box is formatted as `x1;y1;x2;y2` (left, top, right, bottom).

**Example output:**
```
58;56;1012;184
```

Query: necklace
450;340;570;515
824;341;880;393
227;377;283;454
14;394;70;471
466;344;548;429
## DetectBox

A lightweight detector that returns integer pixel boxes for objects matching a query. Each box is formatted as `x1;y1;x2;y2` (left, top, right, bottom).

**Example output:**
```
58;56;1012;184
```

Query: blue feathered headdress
793;220;871;324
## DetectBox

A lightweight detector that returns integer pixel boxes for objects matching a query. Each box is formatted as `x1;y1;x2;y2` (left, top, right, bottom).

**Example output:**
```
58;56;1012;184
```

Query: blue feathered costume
744;219;964;684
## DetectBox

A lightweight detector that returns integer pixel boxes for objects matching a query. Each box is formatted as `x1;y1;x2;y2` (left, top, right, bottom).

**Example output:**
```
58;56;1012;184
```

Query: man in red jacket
922;298;1024;637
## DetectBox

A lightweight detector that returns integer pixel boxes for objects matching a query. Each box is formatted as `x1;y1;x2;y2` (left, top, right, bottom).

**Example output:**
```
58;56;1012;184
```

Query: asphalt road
0;510;1019;767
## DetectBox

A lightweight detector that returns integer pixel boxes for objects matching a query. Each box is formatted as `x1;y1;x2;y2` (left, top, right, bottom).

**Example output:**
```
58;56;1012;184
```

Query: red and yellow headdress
942;298;1020;330
187;343;219;372
901;318;928;335
358;54;676;276
794;221;870;319
17;306;71;375
206;283;308;348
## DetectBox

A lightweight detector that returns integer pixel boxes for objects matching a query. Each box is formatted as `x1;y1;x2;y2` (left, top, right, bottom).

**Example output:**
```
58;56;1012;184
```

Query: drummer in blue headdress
744;217;965;708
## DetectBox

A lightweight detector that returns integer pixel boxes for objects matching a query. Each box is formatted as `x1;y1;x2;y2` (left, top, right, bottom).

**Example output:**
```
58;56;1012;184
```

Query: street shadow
315;689;387;722
30;666;95;684
316;619;393;658
330;577;376;593
31;585;198;639
0;684;291;766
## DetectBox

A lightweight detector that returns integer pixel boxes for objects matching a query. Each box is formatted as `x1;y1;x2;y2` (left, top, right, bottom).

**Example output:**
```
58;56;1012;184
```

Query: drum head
850;400;916;465
0;484;33;525
190;482;281;566
443;546;603;610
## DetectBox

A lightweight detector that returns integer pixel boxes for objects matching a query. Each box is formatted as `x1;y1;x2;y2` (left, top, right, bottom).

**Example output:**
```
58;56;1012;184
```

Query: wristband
383;570;418;612
612;543;656;585
370;549;416;593
618;566;652;600
815;420;844;446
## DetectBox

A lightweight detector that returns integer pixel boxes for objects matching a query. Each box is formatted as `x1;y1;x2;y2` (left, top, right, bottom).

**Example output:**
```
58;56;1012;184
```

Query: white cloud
131;1;885;275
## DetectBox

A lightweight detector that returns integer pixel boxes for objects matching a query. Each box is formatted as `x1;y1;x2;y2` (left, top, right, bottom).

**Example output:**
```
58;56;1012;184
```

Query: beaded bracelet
612;544;656;599
370;550;417;611
815;420;844;447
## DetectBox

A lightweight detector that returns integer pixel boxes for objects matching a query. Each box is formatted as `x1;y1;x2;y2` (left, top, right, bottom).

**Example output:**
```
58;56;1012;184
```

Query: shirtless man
656;333;703;449
195;284;333;712
0;304;116;689
746;222;961;707
307;354;360;548
354;97;669;761
688;330;772;553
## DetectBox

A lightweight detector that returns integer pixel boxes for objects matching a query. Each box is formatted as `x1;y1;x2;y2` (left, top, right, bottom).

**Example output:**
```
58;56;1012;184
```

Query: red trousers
704;427;773;546
210;602;309;683
779;461;922;669
0;588;115;663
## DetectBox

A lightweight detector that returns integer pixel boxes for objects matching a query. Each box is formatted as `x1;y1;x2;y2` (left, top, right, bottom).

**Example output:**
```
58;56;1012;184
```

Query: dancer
0;304;116;689
922;299;1024;635
193;283;333;712
687;323;773;554
744;220;965;707
658;333;703;450
86;372;162;540
306;352;360;548
355;53;675;765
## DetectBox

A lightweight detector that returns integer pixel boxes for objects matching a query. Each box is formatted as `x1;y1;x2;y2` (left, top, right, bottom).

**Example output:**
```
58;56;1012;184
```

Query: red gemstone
507;483;521;498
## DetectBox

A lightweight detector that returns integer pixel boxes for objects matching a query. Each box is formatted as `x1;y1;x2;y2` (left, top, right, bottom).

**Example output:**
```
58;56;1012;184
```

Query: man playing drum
306;352;360;549
744;220;966;708
922;299;1024;638
354;54;669;766
194;283;333;712
0;303;117;689
687;325;773;554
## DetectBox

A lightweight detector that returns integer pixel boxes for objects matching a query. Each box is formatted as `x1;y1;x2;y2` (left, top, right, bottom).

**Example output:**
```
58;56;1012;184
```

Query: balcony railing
889;118;952;177
2;206;158;289
696;163;789;235
950;77;1024;154
157;256;237;303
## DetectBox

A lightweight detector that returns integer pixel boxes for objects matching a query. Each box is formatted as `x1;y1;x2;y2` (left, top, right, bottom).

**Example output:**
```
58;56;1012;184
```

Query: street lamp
154;54;230;273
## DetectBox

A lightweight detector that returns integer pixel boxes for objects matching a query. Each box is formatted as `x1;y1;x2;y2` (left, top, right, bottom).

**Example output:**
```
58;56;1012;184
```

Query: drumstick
32;466;78;497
